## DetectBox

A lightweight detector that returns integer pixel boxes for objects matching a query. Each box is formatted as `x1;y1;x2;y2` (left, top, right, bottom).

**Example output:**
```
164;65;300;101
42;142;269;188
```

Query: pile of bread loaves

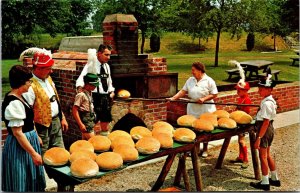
42;121;197;179
177;110;253;132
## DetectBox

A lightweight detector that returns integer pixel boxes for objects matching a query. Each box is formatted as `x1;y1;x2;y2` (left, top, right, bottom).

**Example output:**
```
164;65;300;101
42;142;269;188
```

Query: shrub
246;33;255;51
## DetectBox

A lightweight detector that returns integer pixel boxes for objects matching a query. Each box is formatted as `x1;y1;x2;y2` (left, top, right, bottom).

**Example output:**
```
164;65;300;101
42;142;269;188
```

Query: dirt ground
47;123;300;192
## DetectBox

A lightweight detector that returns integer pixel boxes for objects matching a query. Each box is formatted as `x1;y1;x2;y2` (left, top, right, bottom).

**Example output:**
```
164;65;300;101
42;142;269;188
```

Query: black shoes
250;181;270;191
269;178;281;187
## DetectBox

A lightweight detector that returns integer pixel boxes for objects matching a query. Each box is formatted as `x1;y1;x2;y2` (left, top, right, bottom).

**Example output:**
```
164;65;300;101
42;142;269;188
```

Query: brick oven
21;14;178;147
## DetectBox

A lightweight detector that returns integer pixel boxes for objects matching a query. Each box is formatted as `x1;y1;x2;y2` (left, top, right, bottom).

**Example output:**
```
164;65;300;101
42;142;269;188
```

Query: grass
2;32;299;98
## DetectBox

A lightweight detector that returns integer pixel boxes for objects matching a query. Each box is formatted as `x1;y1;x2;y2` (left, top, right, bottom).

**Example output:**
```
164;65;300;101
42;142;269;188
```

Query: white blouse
4;100;27;127
182;74;218;117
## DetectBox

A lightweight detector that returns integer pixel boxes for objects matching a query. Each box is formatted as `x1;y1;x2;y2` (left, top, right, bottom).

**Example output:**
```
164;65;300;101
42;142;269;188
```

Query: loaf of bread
230;110;253;124
177;115;197;127
88;135;111;152
113;144;139;162
152;133;173;149
43;147;70;166
108;130;132;142
69;140;94;154
69;150;97;163
135;136;161;154
218;117;237;129
213;110;230;119
96;152;123;170
110;135;135;150
152;121;174;135
192;119;214;132
130;126;152;140
70;158;99;178
173;128;196;143
117;89;131;99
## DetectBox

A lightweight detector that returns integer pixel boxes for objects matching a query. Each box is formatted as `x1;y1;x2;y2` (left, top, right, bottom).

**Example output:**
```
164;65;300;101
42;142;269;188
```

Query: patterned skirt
2;130;46;192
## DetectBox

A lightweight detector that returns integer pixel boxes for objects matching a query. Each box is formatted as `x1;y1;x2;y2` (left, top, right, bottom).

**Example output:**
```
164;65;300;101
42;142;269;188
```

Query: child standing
230;81;251;169
73;73;99;140
250;75;281;190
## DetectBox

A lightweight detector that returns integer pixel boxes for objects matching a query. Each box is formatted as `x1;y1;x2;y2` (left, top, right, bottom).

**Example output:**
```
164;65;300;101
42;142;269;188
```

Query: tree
2;0;94;58
62;0;93;36
203;0;246;66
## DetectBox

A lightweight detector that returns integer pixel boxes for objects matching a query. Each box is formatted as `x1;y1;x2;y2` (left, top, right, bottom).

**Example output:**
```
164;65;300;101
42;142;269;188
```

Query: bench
225;68;241;80
258;70;281;80
290;57;299;66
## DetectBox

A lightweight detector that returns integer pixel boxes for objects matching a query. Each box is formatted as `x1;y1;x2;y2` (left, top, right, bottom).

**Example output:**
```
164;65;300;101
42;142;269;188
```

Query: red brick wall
166;82;299;125
2;81;299;148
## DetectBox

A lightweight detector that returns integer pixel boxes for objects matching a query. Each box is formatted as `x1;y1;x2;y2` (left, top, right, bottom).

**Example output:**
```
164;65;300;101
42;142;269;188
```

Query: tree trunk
141;30;145;54
214;29;221;67
198;37;201;49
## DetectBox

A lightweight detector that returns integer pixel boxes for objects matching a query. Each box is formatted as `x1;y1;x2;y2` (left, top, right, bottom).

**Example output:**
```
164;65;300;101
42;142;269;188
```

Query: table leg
151;154;177;191
57;183;75;192
215;137;231;169
191;145;203;191
249;129;261;180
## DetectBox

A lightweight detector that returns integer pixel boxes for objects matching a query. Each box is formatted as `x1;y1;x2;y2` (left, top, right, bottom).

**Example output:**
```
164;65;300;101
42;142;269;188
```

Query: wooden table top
240;60;274;68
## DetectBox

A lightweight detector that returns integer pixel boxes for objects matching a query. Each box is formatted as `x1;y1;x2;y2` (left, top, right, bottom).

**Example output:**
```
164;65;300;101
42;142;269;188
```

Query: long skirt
2;130;46;192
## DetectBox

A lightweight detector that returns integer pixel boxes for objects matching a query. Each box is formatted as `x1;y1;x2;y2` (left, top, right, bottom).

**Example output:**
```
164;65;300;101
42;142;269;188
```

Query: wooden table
44;141;197;192
44;124;259;192
240;60;274;79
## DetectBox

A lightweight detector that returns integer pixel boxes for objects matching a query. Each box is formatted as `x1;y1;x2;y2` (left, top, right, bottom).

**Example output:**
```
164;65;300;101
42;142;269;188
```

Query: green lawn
2;32;299;98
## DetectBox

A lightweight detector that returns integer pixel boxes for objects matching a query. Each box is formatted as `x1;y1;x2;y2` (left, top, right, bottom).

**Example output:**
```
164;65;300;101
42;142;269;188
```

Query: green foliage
2;0;94;58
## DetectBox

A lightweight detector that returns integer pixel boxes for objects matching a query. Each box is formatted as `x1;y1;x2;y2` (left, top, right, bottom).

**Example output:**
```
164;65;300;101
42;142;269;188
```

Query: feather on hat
19;47;52;62
86;48;98;74
19;47;54;67
228;60;249;89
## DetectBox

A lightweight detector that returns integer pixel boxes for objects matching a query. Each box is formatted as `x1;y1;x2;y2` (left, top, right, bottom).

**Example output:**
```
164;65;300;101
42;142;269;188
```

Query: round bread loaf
43;147;70;166
213;110;230;119
177;115;197;127
230;110;253;124
88;135;111;152
135;136;160;154
108;130;132;142
152;126;173;138
200;116;218;127
117;89;131;99
152;121;174;134
130;126;152;140
199;112;218;120
113;144;139;162
152;133;173;149
96;152;123;170
69;150;97;163
173;128;196;143
218;117;237;129
110;135;135;149
69;140;94;154
192;119;214;132
70;158;99;178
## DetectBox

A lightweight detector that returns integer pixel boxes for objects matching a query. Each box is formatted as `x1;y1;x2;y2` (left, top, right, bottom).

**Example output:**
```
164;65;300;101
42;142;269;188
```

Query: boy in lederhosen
73;73;99;140
250;74;281;190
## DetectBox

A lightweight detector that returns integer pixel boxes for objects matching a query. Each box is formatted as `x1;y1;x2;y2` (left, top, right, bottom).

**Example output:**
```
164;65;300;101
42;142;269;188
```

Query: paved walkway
45;109;300;191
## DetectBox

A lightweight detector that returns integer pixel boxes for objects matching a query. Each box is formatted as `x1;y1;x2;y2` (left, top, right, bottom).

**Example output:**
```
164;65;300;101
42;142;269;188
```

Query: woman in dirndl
2;65;46;192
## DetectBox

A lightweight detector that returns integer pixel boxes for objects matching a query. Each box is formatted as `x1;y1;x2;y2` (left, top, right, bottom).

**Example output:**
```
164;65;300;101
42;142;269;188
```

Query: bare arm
12;127;43;166
168;90;188;100
72;105;86;133
198;93;218;103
